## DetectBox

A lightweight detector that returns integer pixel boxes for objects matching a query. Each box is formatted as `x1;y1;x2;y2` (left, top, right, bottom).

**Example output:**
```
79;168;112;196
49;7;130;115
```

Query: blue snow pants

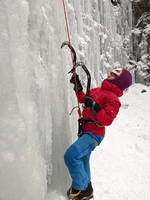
64;132;104;190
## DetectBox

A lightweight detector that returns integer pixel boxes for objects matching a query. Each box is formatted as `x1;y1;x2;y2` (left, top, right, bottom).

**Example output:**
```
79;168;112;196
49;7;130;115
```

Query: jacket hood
101;80;123;97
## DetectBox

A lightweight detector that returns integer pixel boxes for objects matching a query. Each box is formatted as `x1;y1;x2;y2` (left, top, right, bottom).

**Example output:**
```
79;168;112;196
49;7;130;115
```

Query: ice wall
0;0;132;200
66;0;132;85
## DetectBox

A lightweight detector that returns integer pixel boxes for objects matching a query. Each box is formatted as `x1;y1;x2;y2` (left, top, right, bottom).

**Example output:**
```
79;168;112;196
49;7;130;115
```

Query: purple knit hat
107;68;132;91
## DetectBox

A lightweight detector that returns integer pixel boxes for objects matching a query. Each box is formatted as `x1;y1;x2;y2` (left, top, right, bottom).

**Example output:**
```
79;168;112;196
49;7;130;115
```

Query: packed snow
92;84;150;200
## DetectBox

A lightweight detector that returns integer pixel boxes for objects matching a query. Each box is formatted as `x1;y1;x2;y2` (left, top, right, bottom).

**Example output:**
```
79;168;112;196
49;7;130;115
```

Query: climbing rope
61;0;71;44
61;0;82;117
61;1;102;137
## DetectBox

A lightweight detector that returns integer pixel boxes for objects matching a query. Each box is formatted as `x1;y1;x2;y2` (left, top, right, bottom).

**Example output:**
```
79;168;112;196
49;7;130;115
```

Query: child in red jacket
64;68;132;200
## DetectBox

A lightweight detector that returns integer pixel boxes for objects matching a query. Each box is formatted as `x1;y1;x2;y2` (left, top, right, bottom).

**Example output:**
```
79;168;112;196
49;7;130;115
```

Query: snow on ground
91;83;150;200
47;83;150;200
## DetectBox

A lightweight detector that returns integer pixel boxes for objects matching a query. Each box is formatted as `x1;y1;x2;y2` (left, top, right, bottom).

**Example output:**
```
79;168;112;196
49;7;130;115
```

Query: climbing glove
84;96;101;114
70;73;83;92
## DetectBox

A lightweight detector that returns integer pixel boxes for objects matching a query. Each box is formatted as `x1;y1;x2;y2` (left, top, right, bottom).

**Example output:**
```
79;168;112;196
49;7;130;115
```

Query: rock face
0;0;132;200
131;0;150;85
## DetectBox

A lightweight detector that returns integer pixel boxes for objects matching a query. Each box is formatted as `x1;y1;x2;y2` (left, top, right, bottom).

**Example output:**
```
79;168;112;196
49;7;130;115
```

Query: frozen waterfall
0;0;132;200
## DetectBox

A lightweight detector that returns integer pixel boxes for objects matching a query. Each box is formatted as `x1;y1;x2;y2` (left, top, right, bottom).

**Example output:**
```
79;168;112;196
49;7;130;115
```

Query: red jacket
76;80;123;136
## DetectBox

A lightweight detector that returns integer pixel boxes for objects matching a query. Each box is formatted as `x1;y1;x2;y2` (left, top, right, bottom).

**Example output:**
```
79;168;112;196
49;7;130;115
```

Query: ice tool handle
72;62;91;96
61;41;91;96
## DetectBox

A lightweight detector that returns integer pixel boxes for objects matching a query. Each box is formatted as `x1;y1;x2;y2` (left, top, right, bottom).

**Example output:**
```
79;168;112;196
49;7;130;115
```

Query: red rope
61;0;82;117
61;0;71;44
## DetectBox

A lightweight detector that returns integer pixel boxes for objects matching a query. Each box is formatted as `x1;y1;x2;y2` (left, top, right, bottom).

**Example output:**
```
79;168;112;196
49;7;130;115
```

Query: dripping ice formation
0;0;133;200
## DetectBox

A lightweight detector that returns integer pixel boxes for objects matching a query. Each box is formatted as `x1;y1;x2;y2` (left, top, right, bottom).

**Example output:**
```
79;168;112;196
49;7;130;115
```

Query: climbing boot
67;182;93;200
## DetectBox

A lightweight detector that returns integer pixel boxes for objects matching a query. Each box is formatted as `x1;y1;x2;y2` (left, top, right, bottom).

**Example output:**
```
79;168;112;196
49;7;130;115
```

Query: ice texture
0;0;132;199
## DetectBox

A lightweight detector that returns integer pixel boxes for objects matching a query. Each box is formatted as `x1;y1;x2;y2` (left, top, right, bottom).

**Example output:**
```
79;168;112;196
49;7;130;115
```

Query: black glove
70;73;83;92
84;96;101;114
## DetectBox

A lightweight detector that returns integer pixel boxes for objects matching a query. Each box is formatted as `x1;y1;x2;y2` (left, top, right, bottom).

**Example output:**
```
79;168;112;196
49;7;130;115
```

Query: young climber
64;68;132;200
